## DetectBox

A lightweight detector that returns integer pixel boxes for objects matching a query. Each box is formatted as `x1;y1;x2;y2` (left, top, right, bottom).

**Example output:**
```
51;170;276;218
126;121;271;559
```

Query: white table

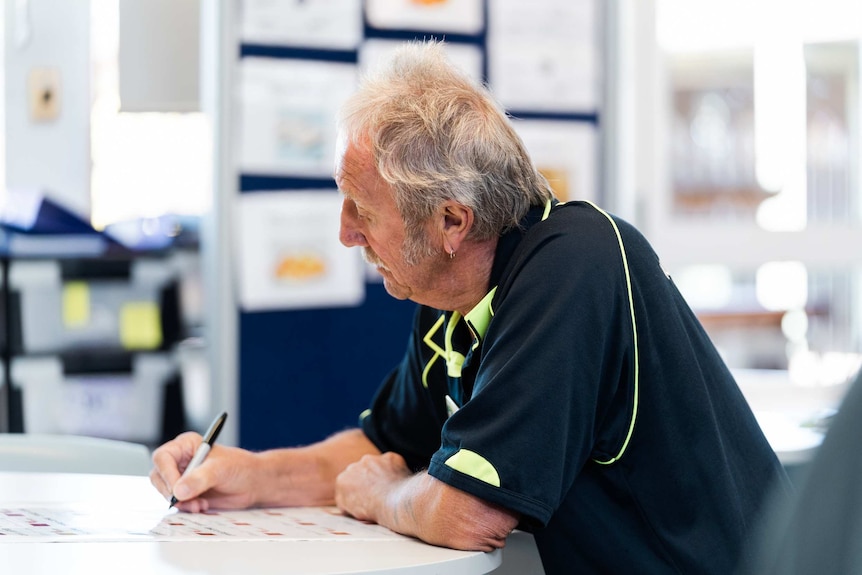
0;471;501;575
734;368;850;466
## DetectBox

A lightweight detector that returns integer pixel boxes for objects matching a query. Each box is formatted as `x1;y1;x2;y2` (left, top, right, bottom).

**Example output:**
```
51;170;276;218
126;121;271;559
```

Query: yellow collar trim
464;287;497;341
422;312;467;379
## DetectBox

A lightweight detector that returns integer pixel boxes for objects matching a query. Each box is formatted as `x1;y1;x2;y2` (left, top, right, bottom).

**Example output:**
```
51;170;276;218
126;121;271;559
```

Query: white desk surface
0;471;501;575
734;368;850;466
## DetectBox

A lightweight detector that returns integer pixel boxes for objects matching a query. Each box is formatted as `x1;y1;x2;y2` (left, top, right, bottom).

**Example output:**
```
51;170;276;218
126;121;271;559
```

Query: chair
742;367;862;574
497;531;546;574
0;433;152;476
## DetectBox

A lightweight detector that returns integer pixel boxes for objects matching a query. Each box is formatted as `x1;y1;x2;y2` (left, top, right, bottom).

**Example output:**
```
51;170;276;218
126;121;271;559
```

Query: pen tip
169;496;178;509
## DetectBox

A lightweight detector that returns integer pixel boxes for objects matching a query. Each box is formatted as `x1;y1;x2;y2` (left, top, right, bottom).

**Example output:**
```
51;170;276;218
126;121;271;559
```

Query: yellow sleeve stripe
583;201;640;465
443;449;501;487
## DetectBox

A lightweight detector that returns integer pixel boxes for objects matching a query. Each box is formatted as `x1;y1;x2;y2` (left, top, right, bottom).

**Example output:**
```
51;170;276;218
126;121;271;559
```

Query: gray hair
337;40;553;259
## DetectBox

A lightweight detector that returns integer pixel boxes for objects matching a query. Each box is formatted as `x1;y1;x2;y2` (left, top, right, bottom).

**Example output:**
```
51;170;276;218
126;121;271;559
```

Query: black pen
169;411;228;508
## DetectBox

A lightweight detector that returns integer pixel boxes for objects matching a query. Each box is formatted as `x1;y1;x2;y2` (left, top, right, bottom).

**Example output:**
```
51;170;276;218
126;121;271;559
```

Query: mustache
362;247;388;270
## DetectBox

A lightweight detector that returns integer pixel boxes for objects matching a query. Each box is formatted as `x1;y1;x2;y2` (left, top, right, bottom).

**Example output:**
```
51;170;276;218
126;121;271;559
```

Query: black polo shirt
361;201;789;574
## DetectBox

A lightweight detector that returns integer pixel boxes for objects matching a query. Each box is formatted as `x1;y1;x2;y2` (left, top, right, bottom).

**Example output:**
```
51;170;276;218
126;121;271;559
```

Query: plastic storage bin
10;259;177;353
11;353;175;444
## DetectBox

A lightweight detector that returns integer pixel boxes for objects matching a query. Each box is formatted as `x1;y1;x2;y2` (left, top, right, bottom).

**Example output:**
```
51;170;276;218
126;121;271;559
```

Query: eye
342;194;371;224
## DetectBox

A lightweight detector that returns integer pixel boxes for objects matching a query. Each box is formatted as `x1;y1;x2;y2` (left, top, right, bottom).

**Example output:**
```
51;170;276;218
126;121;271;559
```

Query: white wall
4;0;91;217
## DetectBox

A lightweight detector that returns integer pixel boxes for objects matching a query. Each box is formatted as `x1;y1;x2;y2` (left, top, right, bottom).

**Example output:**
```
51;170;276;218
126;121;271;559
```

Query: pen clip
202;411;228;445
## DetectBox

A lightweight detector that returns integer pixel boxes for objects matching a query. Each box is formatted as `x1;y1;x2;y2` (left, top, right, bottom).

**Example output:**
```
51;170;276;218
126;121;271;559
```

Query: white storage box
10;259;174;353
11;354;175;444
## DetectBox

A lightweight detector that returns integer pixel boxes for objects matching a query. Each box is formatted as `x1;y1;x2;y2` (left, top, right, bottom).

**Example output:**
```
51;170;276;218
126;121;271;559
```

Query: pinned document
62;282;91;328
365;0;484;35
513;120;598;202
237;58;357;177
119;301;162;350
239;0;363;49
235;191;364;311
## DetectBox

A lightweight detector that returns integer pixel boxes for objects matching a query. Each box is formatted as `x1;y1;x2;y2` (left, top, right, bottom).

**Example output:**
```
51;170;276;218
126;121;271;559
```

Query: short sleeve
427;206;637;526
360;305;451;471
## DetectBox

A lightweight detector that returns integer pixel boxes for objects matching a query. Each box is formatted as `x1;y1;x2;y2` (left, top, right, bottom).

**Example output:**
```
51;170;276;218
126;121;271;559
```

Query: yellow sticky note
119;301;163;350
63;282;91;328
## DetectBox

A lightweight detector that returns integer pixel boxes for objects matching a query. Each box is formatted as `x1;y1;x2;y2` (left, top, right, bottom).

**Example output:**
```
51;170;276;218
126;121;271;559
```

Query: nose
339;198;367;248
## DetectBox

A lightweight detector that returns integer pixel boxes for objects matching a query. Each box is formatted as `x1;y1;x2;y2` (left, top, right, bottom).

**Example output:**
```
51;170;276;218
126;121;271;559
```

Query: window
90;0;210;229
645;0;862;387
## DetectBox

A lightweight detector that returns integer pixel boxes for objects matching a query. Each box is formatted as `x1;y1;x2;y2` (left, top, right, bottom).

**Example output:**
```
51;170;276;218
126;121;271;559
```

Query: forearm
381;472;519;551
252;428;381;508
335;454;519;552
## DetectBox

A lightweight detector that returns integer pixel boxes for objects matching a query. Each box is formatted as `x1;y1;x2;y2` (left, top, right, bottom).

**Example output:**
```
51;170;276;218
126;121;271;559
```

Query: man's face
336;141;442;304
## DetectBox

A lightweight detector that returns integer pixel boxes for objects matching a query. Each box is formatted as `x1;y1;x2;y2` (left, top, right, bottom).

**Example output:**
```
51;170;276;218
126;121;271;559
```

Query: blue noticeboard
239;283;416;450
236;174;417;449
235;0;603;450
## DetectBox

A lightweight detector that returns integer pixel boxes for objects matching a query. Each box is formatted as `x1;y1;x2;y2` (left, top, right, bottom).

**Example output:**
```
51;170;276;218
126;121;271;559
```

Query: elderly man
151;41;789;574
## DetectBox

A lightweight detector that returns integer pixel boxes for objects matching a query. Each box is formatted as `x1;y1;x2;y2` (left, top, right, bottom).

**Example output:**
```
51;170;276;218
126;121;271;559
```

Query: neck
433;238;498;315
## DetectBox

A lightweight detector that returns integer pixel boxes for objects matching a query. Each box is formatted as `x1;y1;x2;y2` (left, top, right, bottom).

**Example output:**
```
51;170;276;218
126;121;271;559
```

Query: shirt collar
464;199;557;340
487;199;556;289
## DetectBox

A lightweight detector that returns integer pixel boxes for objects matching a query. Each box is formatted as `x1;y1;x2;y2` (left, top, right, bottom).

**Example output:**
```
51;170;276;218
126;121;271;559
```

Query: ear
439;201;473;256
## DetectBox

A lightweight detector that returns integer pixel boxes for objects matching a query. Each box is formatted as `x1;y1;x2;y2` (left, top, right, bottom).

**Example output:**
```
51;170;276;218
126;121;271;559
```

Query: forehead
336;142;389;204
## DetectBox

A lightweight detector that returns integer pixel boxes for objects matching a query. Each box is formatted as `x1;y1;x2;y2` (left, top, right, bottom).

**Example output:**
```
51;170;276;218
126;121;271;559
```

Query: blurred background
0;1;858;477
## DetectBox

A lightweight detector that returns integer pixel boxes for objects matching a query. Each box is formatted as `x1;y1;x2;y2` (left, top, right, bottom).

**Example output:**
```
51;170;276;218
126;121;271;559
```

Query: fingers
149;431;203;501
380;451;408;468
172;495;210;514
171;456;219;504
152;439;260;512
335;452;411;522
149;467;171;500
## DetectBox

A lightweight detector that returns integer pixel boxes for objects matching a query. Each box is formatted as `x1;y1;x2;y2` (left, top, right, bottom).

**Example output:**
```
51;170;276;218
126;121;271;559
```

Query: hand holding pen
169;411;228;508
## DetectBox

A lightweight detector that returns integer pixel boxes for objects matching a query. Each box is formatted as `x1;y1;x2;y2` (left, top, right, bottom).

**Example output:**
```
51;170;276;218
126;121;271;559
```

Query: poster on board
513;119;598;203
237;58;357;177
488;0;599;112
235;191;364;311
365;0;484;35
239;0;364;49
359;39;483;81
